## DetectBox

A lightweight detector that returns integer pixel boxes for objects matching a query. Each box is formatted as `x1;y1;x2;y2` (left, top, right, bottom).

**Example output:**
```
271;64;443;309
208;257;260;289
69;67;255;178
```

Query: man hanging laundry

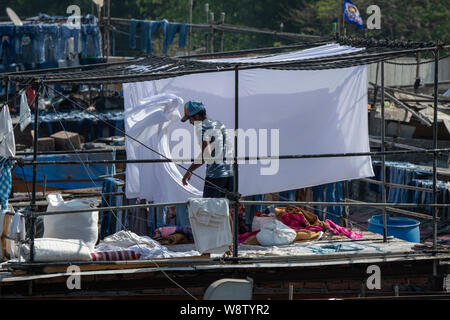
181;100;234;198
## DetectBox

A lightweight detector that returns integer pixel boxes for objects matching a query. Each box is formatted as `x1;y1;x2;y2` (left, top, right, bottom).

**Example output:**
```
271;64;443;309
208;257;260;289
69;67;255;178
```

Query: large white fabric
123;43;374;201
124;93;202;202
188;198;232;254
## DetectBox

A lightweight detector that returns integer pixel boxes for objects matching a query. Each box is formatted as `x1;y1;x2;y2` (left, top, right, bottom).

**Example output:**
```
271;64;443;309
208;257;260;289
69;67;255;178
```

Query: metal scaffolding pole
30;84;40;262
432;45;439;253
381;61;387;242
233;65;239;259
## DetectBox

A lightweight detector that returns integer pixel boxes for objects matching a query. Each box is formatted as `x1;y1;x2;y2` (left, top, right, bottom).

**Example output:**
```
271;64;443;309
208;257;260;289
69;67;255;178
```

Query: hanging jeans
0;158;13;210
99;177;124;240
146;20;167;54
60;25;80;58
163;22;188;54
129;19;139;49
81;24;101;58
312;185;326;220
325;182;343;225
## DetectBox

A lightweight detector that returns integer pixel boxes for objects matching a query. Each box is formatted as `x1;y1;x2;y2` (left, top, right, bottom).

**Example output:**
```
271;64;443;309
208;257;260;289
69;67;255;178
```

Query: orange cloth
275;206;328;230
154;233;189;245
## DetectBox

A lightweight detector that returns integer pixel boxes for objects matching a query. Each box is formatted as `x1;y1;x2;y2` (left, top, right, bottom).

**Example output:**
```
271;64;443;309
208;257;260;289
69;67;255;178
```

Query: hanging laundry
129;19;188;55
19;90;32;132
8;211;26;260
0;105;15;159
0;158;13;210
163;22;188;54
99;177;125;240
124;93;202;202
128;198;150;236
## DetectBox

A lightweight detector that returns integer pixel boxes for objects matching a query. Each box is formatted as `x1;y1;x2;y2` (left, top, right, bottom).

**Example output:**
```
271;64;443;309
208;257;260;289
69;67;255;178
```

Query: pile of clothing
238;206;363;246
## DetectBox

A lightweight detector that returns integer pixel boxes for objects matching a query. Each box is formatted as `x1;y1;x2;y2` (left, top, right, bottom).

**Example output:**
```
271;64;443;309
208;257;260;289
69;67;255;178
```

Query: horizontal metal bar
37;46;440;85
13;148;450;165
239;200;449;208
345;199;438;221
384;91;433;127
19;200;449;218
15;149;120;156
369;137;426;152
8;192;124;203
359;178;436;193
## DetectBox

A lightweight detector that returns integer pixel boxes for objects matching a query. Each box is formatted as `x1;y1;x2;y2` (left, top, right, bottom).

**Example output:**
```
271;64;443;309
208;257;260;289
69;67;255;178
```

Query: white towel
19;90;31;132
9;211;25;260
188;198;232;254
0;210;6;260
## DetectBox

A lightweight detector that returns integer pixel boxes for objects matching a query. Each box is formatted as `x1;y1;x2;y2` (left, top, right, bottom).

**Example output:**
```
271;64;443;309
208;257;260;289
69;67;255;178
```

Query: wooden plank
37;254;211;274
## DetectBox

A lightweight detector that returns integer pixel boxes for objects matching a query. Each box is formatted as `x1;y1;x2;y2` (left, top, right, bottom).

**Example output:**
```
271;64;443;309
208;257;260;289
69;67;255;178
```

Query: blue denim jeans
164;22;188;54
129;19;139;49
81;24;101;57
60;25;80;58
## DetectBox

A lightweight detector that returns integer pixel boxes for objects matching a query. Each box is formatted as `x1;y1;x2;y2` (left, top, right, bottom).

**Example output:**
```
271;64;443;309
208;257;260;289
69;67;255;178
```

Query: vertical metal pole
210;12;214;53
373;62;379;108
220;12;225;52
336;0;340;36
432;45;439;253
205;3;209;53
107;0;111;60
5;77;9;106
233;66;239;259
188;0;193;55
30;83;40;262
381;61;387;242
342;181;349;228
415;52;421;93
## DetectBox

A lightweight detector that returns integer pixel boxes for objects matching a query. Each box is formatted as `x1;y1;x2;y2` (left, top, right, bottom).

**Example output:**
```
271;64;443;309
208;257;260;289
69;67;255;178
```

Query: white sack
43;193;99;251
252;215;276;232
256;220;297;246
20;238;92;262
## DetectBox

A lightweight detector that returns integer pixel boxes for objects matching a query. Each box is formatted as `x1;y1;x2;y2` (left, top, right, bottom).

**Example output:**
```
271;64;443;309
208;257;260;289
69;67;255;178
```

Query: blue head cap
181;100;205;122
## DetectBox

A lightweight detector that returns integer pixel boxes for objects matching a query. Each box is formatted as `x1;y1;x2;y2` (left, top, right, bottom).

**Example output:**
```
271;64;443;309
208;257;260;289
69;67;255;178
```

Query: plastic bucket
368;215;420;243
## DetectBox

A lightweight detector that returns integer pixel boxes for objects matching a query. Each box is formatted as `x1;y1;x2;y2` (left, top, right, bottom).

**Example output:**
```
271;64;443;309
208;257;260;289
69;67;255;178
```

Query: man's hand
182;171;192;186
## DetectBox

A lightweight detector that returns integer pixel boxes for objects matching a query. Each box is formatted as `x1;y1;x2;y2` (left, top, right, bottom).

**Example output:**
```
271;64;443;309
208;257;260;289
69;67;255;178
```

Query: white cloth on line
9;211;25;260
19;90;32;132
124;93;202;202
0;210;6;260
188;198;232;254
123;43;374;202
0;105;15;159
